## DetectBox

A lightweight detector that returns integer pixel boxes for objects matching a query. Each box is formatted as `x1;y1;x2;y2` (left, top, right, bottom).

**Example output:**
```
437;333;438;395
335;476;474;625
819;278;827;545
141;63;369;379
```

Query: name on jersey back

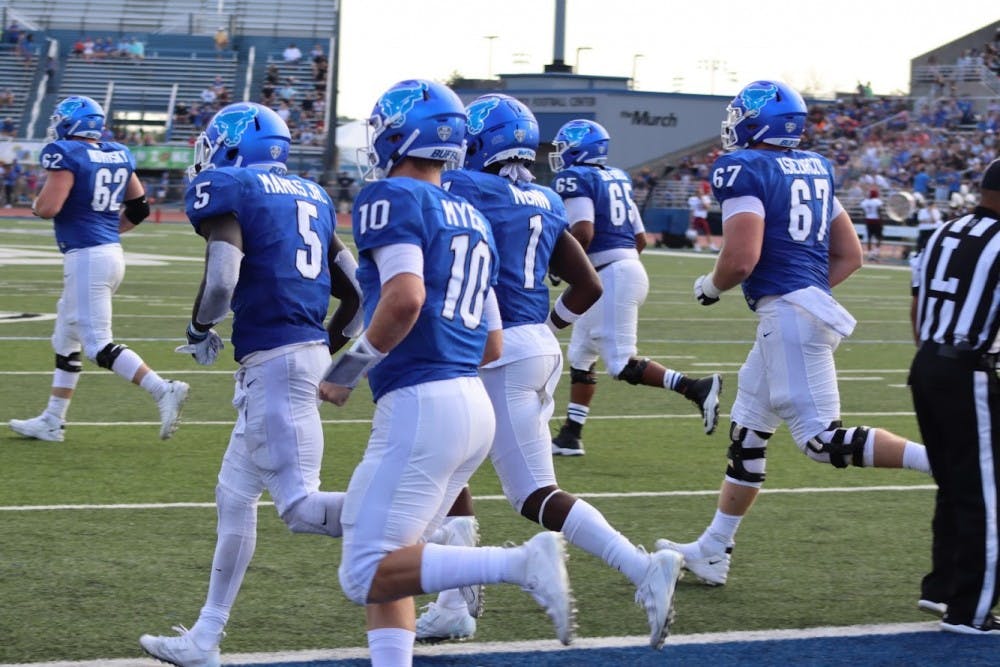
86;149;129;164
440;198;489;237
508;184;552;210
256;172;327;202
775;156;828;176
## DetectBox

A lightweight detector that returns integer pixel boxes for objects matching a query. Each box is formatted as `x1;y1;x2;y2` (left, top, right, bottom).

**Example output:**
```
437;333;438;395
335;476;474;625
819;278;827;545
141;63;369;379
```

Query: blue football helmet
48;95;105;141
463;94;539;172
189;102;290;179
548;119;609;172
361;79;467;180
721;80;807;151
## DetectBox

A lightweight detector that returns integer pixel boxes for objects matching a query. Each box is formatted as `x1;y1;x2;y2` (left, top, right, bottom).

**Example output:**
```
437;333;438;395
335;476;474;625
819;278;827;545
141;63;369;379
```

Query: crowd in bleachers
71;34;146;60
257;43;329;147
642;92;1000;224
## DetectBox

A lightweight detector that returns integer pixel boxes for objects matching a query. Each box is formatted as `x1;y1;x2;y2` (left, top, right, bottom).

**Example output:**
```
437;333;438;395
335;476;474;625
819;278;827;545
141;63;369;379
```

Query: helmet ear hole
225;147;239;161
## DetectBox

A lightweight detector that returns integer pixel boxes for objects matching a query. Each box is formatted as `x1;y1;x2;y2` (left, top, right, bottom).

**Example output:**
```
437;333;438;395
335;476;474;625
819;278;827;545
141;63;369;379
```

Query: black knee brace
726;422;772;484
806;420;869;469
55;352;82;373
617;357;650;385
95;342;128;370
570;364;597;385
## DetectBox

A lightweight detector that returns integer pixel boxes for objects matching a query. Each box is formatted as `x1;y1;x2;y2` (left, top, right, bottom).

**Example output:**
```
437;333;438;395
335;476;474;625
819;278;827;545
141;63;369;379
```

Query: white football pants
51;243;124;359
567;257;649;377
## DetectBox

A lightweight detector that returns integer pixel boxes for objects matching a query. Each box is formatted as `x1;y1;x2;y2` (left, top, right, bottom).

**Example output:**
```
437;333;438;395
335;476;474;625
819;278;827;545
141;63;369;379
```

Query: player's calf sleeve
561;499;647;585
419;542;512;593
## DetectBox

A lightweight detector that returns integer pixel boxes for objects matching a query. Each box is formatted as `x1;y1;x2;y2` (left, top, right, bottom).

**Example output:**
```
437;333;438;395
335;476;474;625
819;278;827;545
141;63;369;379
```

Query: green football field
0;217;933;663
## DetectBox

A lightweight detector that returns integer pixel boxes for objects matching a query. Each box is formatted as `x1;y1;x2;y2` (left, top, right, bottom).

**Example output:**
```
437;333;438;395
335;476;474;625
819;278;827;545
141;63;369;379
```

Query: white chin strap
499;163;535;183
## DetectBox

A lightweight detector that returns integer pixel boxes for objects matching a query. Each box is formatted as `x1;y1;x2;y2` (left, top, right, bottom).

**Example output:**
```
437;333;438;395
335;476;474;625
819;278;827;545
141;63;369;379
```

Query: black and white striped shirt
915;207;1000;353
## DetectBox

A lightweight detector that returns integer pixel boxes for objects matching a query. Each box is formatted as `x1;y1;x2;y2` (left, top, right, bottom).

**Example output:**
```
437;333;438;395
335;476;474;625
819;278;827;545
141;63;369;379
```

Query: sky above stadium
335;0;996;120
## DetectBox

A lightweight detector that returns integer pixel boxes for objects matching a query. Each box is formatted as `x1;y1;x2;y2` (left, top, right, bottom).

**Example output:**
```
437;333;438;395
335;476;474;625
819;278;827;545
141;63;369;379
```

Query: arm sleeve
195;240;243;326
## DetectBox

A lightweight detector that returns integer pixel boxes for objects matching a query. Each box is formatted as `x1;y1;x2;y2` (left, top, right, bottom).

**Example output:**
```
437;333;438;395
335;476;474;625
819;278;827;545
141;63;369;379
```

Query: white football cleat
519;531;576;645
415;602;476;643
656;537;732;586
9;414;64;442
157;380;189;440
139;625;220;667
636;549;684;649
440;516;484;618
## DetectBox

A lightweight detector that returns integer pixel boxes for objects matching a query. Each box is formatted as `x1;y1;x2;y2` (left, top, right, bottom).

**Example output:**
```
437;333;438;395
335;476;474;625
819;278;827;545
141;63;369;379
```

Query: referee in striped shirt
910;158;1000;635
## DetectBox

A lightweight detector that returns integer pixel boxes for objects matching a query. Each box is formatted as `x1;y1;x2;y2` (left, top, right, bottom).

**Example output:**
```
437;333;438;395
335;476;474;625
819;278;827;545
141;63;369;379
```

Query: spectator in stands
127;38;144;60
211;76;229;104
278;78;298;103
335;170;353;213
72;38;84;57
16;33;35;64
915;199;943;255
282;43;302;63
82;37;95;61
199;85;217;106
0;88;14;108
115;36;130;57
860;188;885;260
300;91;315;118
275;100;291;123
313;57;328;94
265;63;280;86
0;117;15;138
688;185;717;252
5;20;22;45
214;26;229;55
3;159;22;207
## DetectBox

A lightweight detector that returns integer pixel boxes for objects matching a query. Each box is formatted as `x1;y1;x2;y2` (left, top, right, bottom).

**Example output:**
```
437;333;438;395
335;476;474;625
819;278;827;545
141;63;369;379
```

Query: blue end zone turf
226;629;998;667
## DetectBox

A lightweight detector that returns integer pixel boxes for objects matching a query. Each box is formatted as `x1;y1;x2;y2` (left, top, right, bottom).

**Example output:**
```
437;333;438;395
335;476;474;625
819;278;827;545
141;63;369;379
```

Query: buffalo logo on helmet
213;106;259;147
739;83;778;118
378;82;427;129
562;123;591;147
58;99;85;117
466;97;500;135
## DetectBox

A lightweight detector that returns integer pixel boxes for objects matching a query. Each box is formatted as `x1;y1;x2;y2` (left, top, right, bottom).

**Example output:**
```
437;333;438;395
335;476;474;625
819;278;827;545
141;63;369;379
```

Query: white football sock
561;499;648;585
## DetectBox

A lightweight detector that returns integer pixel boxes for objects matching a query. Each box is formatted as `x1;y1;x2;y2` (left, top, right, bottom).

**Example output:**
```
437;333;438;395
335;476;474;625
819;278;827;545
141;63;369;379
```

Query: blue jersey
185;166;336;361
551;165;640;255
711;149;835;309
443;170;567;327
352;177;498;401
40;139;135;252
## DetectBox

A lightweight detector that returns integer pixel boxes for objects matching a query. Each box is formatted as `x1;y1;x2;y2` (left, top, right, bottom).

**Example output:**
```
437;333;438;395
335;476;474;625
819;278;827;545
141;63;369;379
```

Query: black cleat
552;424;585;456
685;374;722;435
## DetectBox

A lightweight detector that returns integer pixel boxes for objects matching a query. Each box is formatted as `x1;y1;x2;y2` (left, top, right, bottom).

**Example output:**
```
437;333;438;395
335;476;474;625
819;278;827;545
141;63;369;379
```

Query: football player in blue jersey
319;80;575;665
548;119;723;456
413;93;684;650
8;95;188;443
139;102;363;667
656;80;930;588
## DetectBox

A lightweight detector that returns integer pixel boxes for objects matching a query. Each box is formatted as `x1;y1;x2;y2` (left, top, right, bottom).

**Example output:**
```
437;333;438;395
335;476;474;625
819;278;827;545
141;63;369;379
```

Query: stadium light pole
484;35;498;78
322;0;342;188
631;53;644;90
575;46;591;73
